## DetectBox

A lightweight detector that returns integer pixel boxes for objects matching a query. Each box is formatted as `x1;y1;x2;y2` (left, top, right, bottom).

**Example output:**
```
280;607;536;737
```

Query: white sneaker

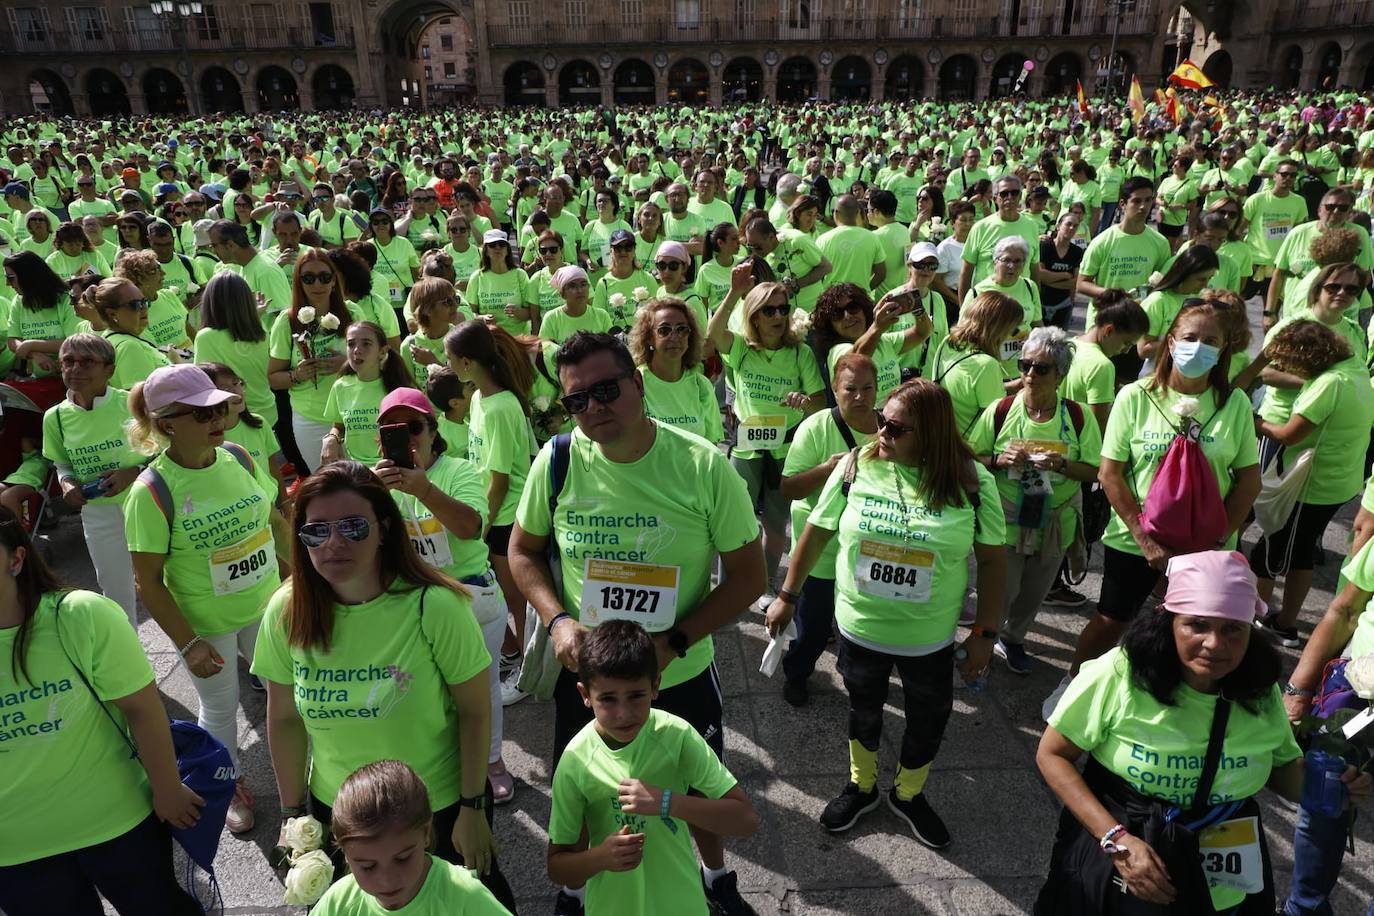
500;675;529;707
1042;674;1072;723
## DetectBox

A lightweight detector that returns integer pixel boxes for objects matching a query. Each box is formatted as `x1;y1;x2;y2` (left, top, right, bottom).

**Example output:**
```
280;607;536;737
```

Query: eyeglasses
539;245;562;255
995;189;1022;199
160;402;229;423
300;271;334;286
655;323;691;338
59;356;108;370
1322;203;1352;214
995;257;1026;267
1017;359;1055;376
298;515;372;548
312;196;331;204
757;304;790;318
1321;281;1363;296
560;371;633;414
875;412;913;437
910;259;939;271
120;298;151;312
654;260;684;271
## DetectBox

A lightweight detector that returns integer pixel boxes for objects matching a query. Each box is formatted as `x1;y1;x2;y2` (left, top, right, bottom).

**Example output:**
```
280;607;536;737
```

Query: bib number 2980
208;528;275;596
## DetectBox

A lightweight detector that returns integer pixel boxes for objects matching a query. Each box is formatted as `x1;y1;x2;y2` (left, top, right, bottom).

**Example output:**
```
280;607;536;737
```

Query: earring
9;567;19;577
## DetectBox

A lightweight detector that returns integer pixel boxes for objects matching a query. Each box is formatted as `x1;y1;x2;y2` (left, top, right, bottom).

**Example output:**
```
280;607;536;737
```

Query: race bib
580;559;679;632
854;539;933;603
738;414;787;451
208;528;274;596
389;281;402;302
1008;437;1068;484
1000;329;1028;363
1197;816;1264;894
405;514;453;570
1264;219;1291;241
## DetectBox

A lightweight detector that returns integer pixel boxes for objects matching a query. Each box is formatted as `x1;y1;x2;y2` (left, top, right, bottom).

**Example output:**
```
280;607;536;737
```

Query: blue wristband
660;789;677;834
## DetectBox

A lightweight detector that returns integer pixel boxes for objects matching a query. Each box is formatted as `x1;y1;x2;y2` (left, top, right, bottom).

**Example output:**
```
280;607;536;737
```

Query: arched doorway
990;54;1026;98
313;65;355;109
143;68;188;114
503;61;545;106
257;66;299;110
831;56;871;100
200;67;243;112
1316;43;1342;90
1278;46;1303;90
722;57;762;102
667;58;709;105
1362;43;1374;89
558;60;599;106
1202;50;1232;88
27;70;73;115
1044;52;1082;97
777;56;817;102
884;55;923;100
938;55;976;100
613;59;655;106
86;69;131;116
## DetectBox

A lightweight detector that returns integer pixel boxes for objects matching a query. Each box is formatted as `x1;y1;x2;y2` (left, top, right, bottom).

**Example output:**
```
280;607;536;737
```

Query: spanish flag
1168;59;1215;90
1128;76;1146;124
1076;79;1088;115
1155;88;1166;106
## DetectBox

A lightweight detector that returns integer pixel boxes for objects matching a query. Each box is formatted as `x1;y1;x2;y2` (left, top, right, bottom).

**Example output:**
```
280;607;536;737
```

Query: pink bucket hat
1161;551;1268;622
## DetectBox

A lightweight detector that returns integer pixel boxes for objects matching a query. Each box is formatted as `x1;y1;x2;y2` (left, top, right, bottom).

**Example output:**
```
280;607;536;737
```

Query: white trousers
292;415;335;474
189;621;261;771
468;576;507;765
81;500;138;627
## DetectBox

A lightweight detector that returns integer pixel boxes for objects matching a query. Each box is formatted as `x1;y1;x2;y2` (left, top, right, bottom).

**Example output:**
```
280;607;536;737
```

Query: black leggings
838;637;953;771
1249;501;1344;578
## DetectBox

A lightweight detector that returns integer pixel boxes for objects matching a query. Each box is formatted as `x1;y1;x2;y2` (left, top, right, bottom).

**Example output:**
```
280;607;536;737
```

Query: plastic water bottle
953;647;987;693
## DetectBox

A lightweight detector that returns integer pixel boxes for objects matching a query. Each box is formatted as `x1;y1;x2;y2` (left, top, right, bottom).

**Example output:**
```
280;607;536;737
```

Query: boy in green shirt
547;621;758;916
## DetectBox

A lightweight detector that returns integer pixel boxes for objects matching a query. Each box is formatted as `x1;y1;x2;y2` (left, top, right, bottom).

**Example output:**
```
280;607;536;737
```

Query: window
896;0;920;27
421;44;430;58
425;65;433;81
675;0;701;27
565;0;587;27
440;32;453;49
11;7;51;41
781;0;812;29
838;0;863;26
509;0;530;26
246;3;282;37
621;0;644;27
308;2;336;45
444;62;456;77
124;6;165;42
67;6;108;40
734;0;755;26
195;3;220;40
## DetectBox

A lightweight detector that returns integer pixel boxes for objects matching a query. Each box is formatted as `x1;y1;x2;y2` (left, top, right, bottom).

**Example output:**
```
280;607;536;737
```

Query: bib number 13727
580;559;680;632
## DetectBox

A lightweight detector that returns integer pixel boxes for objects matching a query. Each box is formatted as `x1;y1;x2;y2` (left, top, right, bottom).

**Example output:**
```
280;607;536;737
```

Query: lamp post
150;0;203;116
1104;0;1135;97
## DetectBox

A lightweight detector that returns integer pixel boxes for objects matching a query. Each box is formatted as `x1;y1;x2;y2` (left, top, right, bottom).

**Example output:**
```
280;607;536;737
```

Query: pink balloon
1023;60;1035;71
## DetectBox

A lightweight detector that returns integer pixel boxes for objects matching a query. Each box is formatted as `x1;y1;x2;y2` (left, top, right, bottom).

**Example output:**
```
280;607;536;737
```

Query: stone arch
27;69;73;116
256;65;299;110
558;59;599;106
84;68;131;116
884;55;925;101
503;61;544;106
371;0;472;107
777;56;817;102
613;59;655;106
1043;51;1083;97
199;67;243;112
1278;45;1303;91
667;58;709;105
1316;42;1342;90
313;65;356;109
142;68;188;114
937;54;977;101
722;57;762;102
1202;49;1232;88
831;56;872;101
990;53;1029;98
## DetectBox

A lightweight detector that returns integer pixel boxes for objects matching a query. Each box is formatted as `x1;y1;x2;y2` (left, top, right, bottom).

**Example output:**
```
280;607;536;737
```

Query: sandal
488;762;515;806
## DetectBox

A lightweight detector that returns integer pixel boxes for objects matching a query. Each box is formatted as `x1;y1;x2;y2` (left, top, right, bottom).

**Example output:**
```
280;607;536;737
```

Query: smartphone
379;423;415;469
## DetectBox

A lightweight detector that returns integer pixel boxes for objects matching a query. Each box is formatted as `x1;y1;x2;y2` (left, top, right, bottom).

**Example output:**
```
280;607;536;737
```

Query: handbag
1253;388;1333;559
516;432;573;699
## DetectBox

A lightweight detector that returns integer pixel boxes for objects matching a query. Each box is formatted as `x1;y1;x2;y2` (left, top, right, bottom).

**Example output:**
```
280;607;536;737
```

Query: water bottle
953;647;987;693
1301;750;1348;818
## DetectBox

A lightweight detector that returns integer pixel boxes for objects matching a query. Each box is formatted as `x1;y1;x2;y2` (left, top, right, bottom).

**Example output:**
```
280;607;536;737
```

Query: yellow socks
893;763;931;802
848;739;878;792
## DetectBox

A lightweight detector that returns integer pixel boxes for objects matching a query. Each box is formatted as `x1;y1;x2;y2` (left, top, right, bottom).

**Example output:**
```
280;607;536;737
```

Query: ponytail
125;382;167;456
445;319;533;417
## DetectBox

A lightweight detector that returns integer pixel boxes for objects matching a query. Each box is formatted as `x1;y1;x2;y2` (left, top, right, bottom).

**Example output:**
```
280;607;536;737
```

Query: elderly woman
962;235;1043;376
538;265;611;345
967;327;1102;675
1035;551;1364;914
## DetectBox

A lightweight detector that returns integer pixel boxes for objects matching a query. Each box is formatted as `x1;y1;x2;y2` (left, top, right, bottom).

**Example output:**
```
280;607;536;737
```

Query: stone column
816;72;831;101
872;66;886;102
298;82;314;112
545;79;558;107
242;86;261;114
763;75;778;101
128;92;148;115
655;71;667;105
600;81;613;108
70;92;92;117
710;71;723;107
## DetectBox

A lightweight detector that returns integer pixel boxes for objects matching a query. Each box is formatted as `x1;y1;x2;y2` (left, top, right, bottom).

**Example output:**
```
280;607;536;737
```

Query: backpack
138;442;255;533
1138;397;1228;553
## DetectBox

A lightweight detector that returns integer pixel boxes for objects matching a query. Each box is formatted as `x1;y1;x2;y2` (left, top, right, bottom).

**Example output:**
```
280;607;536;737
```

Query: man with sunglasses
510;332;765;916
306;182;362;249
742;215;831;314
957;176;1042;305
1242;158;1310;301
1267;186;1374;326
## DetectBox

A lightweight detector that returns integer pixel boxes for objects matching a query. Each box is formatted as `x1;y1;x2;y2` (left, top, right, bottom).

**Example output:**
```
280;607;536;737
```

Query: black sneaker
249;674;266;692
553;889;585;916
703;870;756;916
993;639;1033;675
782;678;809;707
1044;585;1088;607
886;788;951;849
1257;613;1301;648
818;782;881;832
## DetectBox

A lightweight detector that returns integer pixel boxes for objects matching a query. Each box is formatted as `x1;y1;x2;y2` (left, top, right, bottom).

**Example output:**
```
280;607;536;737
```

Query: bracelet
777;586;800;604
178;635;203;657
660;788;673;819
1283;682;1316;699
287;368;298;385
547;612;571;637
1100;823;1128;854
280;805;307;817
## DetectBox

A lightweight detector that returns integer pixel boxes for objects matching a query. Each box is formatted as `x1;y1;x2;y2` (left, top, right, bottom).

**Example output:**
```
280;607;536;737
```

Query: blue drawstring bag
170;721;235;912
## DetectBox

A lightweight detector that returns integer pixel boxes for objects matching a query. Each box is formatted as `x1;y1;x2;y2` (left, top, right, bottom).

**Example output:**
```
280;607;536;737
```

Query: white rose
282;849;333;905
608;292;627;308
283;815;325;854
532;395;552;411
1147;271;1164;288
319;313;341;332
426;362;446;378
790;309;812;337
1171;396;1201;419
632;286;650;302
296;306;317;324
1346;655;1374;699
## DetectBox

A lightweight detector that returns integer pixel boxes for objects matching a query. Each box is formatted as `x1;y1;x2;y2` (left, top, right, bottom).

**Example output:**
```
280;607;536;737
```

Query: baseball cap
198;183;225;202
482;229;509;245
1161;551;1267;623
121;167;140;180
908;242;939;264
144;365;235;414
609;228;634;246
156;160;175;172
378;387;435;419
1;182;28;199
192;218;215;247
155;182;179;197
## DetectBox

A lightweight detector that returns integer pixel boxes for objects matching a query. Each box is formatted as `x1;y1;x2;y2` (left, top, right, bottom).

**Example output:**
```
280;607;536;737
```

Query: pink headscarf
1161;551;1268;623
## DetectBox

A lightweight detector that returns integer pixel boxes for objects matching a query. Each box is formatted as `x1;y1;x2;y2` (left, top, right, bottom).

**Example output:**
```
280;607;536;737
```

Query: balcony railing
486;13;1157;47
1272;2;1369;32
2;24;354;54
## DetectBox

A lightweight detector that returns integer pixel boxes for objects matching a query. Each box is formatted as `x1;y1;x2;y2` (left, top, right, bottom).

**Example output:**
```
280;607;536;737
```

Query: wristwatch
1282;682;1315;698
458;794;488;811
665;626;689;658
970;624;998;641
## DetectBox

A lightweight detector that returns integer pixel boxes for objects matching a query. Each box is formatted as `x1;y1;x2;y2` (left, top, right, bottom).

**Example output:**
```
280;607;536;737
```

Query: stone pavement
30;498;1371;916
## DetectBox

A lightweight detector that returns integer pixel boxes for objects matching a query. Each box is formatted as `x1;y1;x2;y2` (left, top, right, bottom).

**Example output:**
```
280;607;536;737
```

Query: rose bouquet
292;306;342;388
277;815;334;906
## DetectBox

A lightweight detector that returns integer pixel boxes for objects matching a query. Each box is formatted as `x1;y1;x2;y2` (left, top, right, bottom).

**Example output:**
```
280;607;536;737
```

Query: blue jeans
781;575;836;685
1283;802;1374;916
1096;202;1119;234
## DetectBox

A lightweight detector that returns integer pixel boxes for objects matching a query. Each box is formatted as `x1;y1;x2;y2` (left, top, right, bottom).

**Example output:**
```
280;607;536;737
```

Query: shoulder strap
548;432;573;516
991;394;1017;439
222;441;255;476
52;591;139;759
1064;398;1086;437
962;459;983;535
176;253;195;275
1191;697;1232;814
933;347;977;384
839;446;861;498
136;464;175;529
829;406;857;451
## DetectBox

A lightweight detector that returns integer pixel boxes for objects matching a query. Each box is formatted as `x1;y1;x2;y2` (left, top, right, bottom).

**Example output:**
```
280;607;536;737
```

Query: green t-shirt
1050;646;1300;910
393;454;490;580
1156;175;1199;227
930;340;1005;436
313;854;511;915
592;269;657;328
1289;363;1374;505
809;454;1005;651
1060;338;1115;406
104;330;171;391
45;247;111;280
965;275;1042;374
960;213;1044;287
223;418;282;499
466;389;536;527
1099;382;1260;555
323;374;388;466
515;423;759;690
548;710;737;916
146;288;190;348
692;259;735;313
721;336;823;459
539;305;613;344
0;590;155;866
251;581;490;808
1080;226;1172;325
217;252;293;328
639;366;723;444
400;330;449;388
1141;289;1190;342
829;331;907;403
783;408;875;579
1257;311;1366;423
1241;191;1309;266
41;388;143;505
463;268;530;337
1340;534;1374;658
268;310;347;423
816;224;884;294
582;218;634;270
871;222;910;298
123;447;278;636
372;235;421;305
8;297;79;377
770;227;827;313
1275;221;1374;280
194;328;277;428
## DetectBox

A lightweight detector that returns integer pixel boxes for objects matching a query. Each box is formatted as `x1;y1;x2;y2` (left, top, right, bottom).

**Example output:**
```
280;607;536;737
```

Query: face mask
1171;339;1220;378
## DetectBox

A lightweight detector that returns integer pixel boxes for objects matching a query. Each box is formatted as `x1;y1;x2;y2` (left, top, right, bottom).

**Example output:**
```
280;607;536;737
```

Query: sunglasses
757;304;790;318
160;402;229;423
298;515;372;548
654;260;684;271
559;370;633;414
539;245;562;255
1276;171;1299;178
1322;281;1364;296
1018;359;1055;376
300;271;334;285
910;259;939;271
312;195;331;203
120;298;152;312
875;412;913;437
612;242;636;252
839;302;865;315
1323;203;1352;213
381;418;427;436
995;189;1022;199
655;323;691;338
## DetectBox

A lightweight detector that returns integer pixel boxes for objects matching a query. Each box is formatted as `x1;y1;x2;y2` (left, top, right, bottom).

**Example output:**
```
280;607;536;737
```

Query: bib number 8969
599;586;661;615
227;548;269;581
746;427;779;443
868;561;922;587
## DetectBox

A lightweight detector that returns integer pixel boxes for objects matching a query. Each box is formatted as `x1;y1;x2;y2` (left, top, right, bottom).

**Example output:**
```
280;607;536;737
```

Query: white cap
482;229;509;245
907;241;939;264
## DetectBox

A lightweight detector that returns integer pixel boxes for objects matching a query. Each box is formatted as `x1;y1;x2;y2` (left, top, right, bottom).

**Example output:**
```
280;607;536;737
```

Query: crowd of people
5;86;1374;915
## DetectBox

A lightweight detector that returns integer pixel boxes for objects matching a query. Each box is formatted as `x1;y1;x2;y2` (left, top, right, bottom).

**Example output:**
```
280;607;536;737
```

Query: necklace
1025;398;1056;422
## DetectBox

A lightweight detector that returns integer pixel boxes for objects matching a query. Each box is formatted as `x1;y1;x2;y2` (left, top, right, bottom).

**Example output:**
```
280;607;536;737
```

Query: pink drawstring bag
1140;430;1228;553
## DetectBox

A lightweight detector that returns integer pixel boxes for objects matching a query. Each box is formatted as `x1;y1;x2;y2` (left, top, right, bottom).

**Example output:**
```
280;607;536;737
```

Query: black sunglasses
539;245;562;255
300;271;334;286
449;225;470;233
298;515;372;548
1018;359;1055;376
120;297;152;312
1323;203;1352;213
875;412;913;437
758;304;790;318
654;260;684;271
381;418;427;436
160;402;229;423
1322;282;1364;296
612;242;636;252
560;371;633;414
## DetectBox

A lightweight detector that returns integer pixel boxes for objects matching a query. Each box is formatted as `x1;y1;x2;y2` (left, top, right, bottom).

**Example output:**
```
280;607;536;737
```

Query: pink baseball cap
1161;551;1268;622
144;365;234;414
378;387;435;420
